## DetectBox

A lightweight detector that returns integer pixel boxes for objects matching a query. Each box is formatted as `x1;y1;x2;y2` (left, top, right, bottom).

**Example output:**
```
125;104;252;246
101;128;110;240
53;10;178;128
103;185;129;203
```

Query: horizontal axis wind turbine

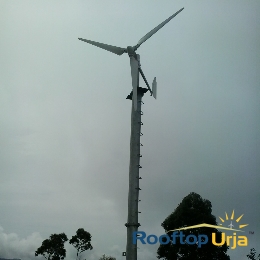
78;8;184;260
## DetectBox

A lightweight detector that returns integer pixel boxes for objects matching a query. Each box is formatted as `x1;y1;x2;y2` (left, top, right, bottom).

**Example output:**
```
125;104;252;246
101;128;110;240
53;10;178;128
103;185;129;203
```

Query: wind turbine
78;7;184;260
228;221;234;229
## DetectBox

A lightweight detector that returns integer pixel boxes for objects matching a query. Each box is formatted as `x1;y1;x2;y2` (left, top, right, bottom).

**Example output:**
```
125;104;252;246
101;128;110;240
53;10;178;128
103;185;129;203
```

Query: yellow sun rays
218;210;248;229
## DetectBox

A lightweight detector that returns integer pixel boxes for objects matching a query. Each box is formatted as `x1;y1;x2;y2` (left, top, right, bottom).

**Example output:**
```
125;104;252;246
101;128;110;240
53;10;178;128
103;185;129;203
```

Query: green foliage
157;192;230;260
99;254;116;260
35;233;68;260
35;229;93;260
69;228;93;259
247;248;260;260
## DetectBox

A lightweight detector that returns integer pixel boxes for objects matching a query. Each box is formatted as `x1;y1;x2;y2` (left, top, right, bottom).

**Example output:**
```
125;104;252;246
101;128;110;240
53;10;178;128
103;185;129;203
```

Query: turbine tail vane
134;7;184;50
152;77;157;99
78;38;126;55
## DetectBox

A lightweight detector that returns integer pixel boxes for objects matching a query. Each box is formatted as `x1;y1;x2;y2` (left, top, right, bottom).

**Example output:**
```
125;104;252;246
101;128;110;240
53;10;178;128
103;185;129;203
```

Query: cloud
0;226;43;260
0;227;116;260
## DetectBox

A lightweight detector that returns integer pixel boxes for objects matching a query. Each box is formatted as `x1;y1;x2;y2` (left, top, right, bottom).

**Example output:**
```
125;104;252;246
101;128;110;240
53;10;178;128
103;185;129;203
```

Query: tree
99;254;116;260
157;192;230;260
69;228;93;259
247;248;260;260
35;233;68;260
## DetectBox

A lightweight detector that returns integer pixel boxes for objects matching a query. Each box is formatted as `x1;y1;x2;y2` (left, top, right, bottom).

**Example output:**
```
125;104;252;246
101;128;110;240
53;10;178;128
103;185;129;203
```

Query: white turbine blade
152;77;157;99
78;38;126;55
130;56;139;110
134;7;184;50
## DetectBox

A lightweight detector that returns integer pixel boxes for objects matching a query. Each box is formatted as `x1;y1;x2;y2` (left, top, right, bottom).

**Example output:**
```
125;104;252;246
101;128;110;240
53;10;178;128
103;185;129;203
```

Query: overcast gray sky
0;1;259;260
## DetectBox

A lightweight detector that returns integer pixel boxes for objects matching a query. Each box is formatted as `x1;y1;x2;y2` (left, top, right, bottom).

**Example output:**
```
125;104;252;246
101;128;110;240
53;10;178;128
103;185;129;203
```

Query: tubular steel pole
125;90;142;260
125;55;148;260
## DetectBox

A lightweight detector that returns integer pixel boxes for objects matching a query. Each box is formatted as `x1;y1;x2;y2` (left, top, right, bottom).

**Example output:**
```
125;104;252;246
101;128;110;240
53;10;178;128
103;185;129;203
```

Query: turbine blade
134;7;184;50
130;56;139;110
78;38;126;55
152;77;157;99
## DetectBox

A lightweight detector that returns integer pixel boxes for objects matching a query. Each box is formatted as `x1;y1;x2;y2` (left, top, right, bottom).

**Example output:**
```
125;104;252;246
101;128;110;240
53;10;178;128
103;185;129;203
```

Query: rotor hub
127;46;137;57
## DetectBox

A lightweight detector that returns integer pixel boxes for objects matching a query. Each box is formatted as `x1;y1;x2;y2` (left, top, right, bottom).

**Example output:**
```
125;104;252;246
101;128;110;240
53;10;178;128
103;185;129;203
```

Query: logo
133;210;249;250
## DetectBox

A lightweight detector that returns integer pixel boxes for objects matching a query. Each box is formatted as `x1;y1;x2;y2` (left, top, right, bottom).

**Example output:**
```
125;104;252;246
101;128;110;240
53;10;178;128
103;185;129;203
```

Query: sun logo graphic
214;209;249;249
218;209;249;230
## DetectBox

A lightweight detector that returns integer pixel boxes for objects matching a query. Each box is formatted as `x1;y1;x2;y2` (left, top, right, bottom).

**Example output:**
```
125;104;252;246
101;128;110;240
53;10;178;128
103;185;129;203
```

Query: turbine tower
78;7;184;260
